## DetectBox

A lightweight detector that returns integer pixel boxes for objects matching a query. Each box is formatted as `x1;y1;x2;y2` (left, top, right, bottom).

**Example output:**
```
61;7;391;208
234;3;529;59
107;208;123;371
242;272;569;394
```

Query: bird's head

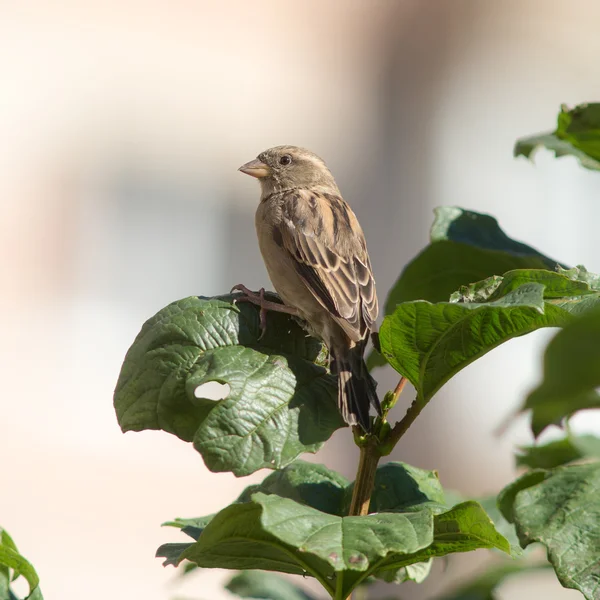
239;145;339;197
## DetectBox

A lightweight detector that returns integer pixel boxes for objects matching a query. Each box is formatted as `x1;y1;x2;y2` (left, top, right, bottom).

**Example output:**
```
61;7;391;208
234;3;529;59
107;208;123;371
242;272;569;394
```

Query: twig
348;376;410;517
343;376;417;599
380;397;424;455
393;376;407;399
348;431;381;516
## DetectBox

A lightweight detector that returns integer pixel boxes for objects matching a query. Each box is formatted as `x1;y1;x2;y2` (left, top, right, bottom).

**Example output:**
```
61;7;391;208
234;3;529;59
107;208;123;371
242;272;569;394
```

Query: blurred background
2;1;599;598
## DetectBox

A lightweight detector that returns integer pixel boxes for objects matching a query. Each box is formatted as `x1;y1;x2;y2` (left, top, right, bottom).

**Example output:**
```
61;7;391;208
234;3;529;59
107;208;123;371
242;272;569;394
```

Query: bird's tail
333;341;381;432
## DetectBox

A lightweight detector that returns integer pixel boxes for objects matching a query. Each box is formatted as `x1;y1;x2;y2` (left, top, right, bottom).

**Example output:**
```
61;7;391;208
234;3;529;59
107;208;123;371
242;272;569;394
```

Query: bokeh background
2;1;599;598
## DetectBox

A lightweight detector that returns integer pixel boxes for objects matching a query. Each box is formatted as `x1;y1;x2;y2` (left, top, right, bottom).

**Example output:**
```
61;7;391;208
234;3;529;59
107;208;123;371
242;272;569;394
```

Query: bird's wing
274;190;377;341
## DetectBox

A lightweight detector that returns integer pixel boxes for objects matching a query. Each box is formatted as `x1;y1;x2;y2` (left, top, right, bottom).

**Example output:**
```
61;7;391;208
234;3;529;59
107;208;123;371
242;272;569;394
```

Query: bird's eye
279;154;292;166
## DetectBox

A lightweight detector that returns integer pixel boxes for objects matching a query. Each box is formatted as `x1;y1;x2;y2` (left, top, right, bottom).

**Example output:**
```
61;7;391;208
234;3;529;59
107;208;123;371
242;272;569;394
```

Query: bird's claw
230;284;300;340
230;283;255;297
230;284;269;339
257;304;268;340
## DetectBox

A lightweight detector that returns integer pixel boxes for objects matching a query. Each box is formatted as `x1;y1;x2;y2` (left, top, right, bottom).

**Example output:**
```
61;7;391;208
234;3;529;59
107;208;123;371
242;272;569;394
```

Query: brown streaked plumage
238;145;380;431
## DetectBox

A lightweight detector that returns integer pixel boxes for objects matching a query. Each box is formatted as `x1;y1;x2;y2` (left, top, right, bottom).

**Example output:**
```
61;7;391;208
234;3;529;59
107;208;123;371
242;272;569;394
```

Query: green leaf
460;268;599;307
496;470;551;524
515;103;600;171
158;460;446;588
158;462;511;595
572;435;600;458
360;462;447;586
515;435;600;469
225;571;316;600
521;307;600;437
499;463;600;600
381;267;600;420
177;492;434;596
167;460;447;533
0;528;43;600
405;560;434;584
161;514;215;542
156;543;194;567
237;460;349;517
379;279;571;407
371;502;511;581
559;265;600;291
477;496;521;556
430;502;511;556
444;491;522;557
376;559;432;584
114;295;345;476
359;462;447;515
161;493;509;599
385;207;561;308
368;208;564;370
430;208;557;260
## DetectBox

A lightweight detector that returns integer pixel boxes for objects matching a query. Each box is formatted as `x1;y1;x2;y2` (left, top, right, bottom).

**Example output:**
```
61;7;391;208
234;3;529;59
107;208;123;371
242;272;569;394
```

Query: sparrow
236;145;380;431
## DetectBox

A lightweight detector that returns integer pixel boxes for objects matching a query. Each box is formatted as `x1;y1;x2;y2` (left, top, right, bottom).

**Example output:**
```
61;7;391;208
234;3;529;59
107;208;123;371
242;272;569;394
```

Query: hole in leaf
194;381;231;401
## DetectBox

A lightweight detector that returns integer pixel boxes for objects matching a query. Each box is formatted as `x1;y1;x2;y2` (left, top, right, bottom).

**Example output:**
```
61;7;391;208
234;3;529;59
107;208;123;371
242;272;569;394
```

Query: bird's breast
255;202;327;329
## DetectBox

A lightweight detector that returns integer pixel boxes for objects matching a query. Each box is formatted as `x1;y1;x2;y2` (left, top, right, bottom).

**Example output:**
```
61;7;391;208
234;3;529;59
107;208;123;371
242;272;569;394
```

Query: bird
236;145;380;431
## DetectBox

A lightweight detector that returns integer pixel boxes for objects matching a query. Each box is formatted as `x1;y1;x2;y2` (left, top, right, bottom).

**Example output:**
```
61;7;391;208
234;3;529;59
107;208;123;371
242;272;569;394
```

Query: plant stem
345;436;380;599
381;396;424;455
348;376;410;518
342;378;417;598
390;376;407;408
349;430;381;516
334;571;344;600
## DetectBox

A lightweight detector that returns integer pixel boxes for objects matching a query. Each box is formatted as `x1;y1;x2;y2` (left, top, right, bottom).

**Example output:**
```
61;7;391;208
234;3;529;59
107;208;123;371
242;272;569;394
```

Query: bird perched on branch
236;145;380;431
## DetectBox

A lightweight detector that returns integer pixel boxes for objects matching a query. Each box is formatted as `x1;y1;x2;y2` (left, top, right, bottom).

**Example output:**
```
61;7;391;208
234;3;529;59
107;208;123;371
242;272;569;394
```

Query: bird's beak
238;158;271;178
